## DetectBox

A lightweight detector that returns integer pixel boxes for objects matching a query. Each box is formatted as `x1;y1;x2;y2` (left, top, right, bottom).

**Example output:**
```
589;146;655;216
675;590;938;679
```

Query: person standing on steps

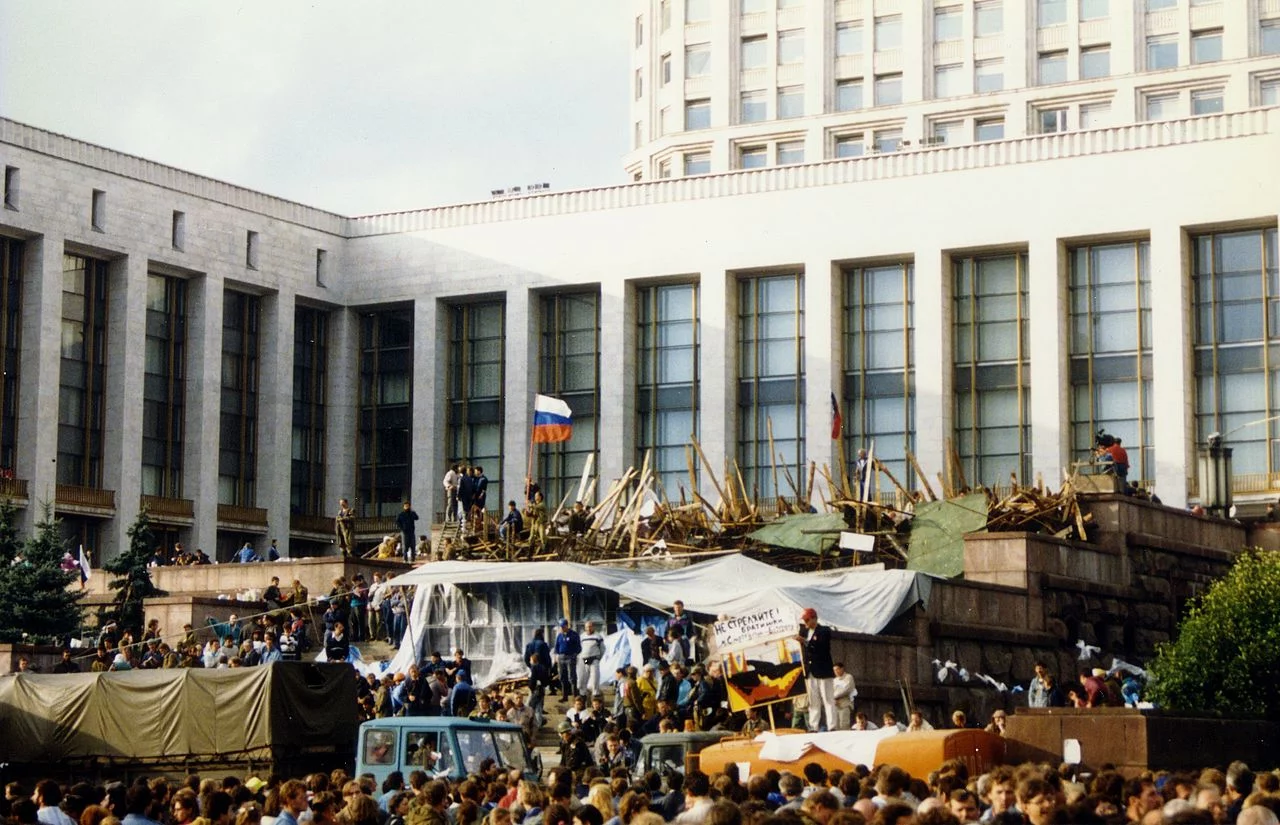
442;463;462;524
335;498;356;557
554;618;582;703
396;501;419;563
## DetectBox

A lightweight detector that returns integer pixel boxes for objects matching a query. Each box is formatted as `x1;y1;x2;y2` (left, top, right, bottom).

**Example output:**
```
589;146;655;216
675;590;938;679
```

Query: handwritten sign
712;607;793;650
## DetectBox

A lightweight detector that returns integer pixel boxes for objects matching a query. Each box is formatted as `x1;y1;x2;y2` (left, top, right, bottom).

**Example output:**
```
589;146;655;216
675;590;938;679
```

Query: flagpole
527;406;537;502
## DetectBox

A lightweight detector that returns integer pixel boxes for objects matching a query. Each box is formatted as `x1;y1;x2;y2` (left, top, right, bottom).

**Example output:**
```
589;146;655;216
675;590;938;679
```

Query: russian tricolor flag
532;394;573;443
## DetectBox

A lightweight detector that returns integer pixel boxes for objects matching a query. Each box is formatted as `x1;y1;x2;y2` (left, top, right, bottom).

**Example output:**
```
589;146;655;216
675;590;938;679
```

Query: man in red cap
797;606;837;731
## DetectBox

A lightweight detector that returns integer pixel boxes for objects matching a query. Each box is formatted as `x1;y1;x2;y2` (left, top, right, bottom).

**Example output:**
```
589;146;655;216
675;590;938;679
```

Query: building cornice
3;109;1275;241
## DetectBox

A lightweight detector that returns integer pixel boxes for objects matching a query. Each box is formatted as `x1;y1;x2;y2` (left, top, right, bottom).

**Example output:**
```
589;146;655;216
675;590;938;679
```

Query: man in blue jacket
553;618;581;703
524;628;552;726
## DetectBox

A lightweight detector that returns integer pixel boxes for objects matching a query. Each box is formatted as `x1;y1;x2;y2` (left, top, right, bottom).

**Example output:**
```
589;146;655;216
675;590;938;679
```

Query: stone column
411;297;440;516
102;253;149;562
913;247;948;482
16;235;63;535
698;266;734;505
803;260;840;500
598;279;634;493
257;290;295;556
503;287;535;507
1028;236;1069;484
184;275;224;557
1149;225;1190;508
324;308;358;523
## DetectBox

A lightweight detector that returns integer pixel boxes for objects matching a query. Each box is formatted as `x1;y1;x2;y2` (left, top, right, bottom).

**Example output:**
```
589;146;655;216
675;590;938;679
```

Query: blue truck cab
357;717;541;786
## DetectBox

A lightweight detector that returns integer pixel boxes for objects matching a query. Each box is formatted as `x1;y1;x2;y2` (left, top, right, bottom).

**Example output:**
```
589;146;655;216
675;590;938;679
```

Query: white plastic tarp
754;728;901;769
385;556;930;679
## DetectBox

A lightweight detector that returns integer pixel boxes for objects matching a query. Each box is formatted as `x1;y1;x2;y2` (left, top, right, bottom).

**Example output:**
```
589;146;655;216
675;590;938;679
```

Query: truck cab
357;717;541;786
631;731;732;782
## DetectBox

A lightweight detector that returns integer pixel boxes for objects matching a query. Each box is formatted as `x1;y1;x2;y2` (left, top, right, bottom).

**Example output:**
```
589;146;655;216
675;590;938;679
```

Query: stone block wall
83;557;409;602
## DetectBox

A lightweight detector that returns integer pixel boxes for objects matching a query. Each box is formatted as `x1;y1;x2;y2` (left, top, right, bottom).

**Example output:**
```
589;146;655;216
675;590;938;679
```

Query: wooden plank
690;436;729;511
574;453;596;506
766;415;781;513
907;451;937;501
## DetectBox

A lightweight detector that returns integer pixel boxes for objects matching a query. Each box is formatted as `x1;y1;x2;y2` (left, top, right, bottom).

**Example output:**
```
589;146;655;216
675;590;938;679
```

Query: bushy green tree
1147;548;1280;719
103;507;166;637
0;501;85;644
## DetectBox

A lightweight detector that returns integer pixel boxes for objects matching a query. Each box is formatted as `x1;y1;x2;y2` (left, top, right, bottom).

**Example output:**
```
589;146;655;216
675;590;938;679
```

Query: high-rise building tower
624;0;1280;178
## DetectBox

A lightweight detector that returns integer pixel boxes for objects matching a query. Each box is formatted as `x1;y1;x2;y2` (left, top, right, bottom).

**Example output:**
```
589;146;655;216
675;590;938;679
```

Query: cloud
0;0;630;213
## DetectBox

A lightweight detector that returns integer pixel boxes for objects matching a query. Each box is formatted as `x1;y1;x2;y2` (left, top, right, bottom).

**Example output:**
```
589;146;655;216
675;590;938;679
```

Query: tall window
59;254;108;488
638;284;700;498
738;275;805;501
836;23;863;56
686;44;711;77
685;99;711;130
0;238;22;475
142;274;187;498
538;292;599;507
843;263;914;488
291;307;327;517
358;308;413;517
218;292;259;506
1069;242;1153;483
935;8;962;42
954;255;1031;485
1193;229;1280;490
447;301;505;512
1039;0;1066;25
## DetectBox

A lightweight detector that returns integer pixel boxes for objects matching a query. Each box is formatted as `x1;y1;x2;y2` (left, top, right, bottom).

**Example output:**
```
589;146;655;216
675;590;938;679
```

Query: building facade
625;0;1280;177
1;3;1278;562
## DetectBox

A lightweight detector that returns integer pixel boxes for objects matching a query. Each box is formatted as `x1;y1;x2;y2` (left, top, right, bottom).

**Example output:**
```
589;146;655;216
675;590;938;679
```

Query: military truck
0;662;358;782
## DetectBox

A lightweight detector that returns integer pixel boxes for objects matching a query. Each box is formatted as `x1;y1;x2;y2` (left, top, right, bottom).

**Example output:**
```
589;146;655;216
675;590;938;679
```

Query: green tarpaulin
0;662;355;764
906;492;990;578
748;512;849;555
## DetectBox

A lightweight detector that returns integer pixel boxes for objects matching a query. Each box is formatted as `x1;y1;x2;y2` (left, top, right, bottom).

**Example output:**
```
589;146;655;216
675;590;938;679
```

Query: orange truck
694;728;1006;780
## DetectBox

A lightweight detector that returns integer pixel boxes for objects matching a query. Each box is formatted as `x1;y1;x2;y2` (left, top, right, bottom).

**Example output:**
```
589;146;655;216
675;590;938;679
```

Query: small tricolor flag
830;392;843;441
532;394;573;443
78;545;91;588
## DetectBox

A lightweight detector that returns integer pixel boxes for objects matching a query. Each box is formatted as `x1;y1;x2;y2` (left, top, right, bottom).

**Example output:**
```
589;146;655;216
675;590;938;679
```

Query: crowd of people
3;752;1279;825
14;571;415;674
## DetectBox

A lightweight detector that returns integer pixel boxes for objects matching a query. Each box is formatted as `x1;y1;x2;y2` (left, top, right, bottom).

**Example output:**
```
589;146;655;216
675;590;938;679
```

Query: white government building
1;0;1278;561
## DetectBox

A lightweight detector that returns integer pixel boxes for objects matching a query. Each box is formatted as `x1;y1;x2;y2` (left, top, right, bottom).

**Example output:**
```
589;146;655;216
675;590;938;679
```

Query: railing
1207;473;1280;495
0;477;29;500
354;516;398;534
55;484;114;510
291;513;336;534
140;495;194;520
217;504;269;527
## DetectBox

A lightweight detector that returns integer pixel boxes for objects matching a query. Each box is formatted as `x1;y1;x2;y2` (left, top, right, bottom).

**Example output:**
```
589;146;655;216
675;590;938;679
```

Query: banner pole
527;407;537;502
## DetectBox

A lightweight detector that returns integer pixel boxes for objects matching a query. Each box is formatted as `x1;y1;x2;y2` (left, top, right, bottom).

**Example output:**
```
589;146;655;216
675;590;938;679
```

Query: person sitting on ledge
235;541;263;563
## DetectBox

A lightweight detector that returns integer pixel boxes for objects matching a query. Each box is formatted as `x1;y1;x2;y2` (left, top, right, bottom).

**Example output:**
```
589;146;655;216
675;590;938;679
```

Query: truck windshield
406;730;455;776
648;744;686;775
455;730;500;775
493;730;528;770
364;728;396;766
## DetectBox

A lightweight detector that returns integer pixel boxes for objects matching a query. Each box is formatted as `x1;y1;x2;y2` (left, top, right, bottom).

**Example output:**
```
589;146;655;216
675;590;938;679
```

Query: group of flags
533;392;847;443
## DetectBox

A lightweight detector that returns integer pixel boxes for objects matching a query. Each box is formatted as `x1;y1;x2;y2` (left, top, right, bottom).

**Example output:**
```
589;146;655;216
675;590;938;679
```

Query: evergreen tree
103;507;166;637
0;501;85;644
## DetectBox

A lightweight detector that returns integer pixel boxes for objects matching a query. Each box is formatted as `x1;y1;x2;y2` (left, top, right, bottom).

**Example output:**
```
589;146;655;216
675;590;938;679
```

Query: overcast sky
0;1;630;214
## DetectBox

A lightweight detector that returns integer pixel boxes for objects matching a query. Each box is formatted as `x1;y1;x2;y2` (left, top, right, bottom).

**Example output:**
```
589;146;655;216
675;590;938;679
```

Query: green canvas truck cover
0;662;355;765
